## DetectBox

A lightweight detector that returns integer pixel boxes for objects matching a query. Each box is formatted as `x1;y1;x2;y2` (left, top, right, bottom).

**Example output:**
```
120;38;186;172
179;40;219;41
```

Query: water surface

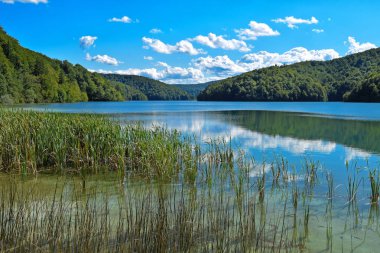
13;101;380;252
22;101;380;180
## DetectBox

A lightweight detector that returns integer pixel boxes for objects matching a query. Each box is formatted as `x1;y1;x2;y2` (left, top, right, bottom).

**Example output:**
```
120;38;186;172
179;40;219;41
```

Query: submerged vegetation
1;110;380;252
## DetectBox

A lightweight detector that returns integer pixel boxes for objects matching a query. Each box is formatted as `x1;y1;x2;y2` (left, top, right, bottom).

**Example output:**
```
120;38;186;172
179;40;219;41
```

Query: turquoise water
21;101;380;120
23;101;380;181
16;101;380;251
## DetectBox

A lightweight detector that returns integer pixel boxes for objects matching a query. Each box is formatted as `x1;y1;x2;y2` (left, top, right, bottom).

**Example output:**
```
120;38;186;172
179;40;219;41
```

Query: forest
0;28;191;104
0;27;136;103
103;74;192;100
174;82;213;98
198;48;380;102
2;25;380;104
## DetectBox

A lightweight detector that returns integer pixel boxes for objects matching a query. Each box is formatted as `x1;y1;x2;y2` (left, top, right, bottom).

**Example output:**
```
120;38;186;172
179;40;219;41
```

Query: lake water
12;101;380;251
23;101;380;182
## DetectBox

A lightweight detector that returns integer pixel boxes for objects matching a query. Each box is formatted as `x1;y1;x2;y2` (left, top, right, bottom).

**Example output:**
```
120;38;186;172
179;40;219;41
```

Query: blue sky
0;0;379;83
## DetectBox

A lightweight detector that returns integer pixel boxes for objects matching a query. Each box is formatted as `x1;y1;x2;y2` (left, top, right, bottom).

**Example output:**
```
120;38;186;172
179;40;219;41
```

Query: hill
103;74;192;100
174;82;213;98
0;27;150;104
198;48;380;102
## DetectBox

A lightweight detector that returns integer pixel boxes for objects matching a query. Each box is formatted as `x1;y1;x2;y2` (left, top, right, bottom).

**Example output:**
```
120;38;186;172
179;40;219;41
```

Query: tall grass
369;169;380;204
0;164;312;252
0;109;194;179
1;110;380;252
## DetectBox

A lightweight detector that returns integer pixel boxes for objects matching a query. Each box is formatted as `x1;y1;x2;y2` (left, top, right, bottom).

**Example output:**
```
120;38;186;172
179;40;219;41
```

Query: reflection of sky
22;101;380;120
119;112;380;183
21;98;380;183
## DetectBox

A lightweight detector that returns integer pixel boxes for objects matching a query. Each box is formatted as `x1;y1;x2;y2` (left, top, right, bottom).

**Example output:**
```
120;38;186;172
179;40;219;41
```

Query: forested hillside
174;82;213;98
103;74;192;100
198;48;380;102
0;27;149;104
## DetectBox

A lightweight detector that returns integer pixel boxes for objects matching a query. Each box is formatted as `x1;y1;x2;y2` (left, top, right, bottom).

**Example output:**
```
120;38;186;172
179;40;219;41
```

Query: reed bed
0;109;193;179
1;110;380;252
0;158;313;252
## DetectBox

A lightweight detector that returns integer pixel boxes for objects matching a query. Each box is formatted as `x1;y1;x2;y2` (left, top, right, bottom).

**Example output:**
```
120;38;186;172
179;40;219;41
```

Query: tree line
198;48;380;102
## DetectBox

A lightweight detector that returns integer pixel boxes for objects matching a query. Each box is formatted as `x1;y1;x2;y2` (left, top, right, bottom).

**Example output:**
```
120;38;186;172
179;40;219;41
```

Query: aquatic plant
1;110;380;252
0;109;193;180
369;169;380;204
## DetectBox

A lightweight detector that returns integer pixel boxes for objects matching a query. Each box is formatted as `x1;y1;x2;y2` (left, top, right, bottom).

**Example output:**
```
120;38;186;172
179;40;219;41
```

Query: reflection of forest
212;111;380;154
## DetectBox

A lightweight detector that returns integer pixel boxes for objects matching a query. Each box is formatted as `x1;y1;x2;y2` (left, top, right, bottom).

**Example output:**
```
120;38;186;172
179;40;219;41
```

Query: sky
0;0;379;84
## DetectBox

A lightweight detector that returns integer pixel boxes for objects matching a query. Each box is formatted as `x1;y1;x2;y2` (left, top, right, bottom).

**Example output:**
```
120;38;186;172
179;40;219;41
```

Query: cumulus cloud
240;47;339;68
192;33;251;52
144;56;154;61
193;47;339;78
86;53;121;66
193;55;246;77
79;36;97;49
1;0;47;3
94;62;204;83
272;16;318;29
108;16;133;23
91;40;341;84
94;45;340;83
312;29;324;33
346;36;377;55
235;21;280;40
142;37;205;55
149;28;162;34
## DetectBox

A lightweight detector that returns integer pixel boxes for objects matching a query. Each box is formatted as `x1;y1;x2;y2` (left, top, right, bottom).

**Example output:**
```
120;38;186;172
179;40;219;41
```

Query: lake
22;101;380;181
12;101;380;252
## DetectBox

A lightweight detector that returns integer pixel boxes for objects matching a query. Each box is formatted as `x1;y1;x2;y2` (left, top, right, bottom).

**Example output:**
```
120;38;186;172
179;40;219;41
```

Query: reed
346;162;361;204
0;109;193;180
1;110;380;252
369;169;380;204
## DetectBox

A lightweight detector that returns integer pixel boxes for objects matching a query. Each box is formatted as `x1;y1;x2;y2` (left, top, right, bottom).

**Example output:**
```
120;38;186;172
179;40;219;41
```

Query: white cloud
235;21;280;40
86;53;121;66
94;45;340;83
240;47;339;69
149;28;162;34
312;29;324;33
346;36;377;55
108;16;133;23
193;55;246;77
144;56;154;61
1;0;47;3
192;33;251;52
142;37;205;55
193;47;339;78
91;38;341;84
272;16;318;29
79;36;97;49
94;62;204;83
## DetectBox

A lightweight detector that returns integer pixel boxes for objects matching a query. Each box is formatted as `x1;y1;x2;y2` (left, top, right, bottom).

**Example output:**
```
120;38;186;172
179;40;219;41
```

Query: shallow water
21;101;380;180
17;102;380;198
11;101;380;252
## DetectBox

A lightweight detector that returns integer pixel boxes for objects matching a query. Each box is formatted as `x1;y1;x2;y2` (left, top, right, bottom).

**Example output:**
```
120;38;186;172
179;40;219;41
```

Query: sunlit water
13;101;380;252
21;101;380;177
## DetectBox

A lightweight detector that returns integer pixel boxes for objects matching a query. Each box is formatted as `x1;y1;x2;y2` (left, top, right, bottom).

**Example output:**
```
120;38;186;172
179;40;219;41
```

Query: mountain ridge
198;48;380;102
103;74;192;100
